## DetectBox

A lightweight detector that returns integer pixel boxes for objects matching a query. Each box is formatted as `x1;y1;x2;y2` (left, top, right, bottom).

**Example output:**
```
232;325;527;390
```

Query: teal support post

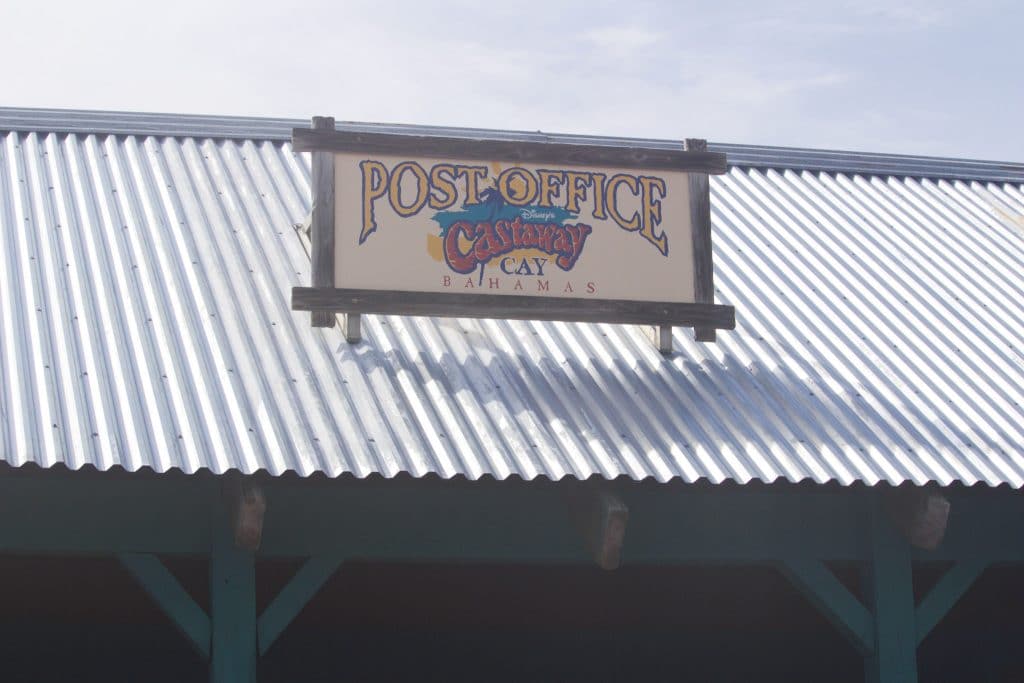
210;500;258;683
258;552;345;656
119;553;211;659
778;557;874;655
915;559;987;645
864;493;918;683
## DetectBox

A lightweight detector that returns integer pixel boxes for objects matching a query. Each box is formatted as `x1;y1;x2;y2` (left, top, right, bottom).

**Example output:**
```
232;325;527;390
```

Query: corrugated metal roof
4;107;1023;184
1;108;1023;487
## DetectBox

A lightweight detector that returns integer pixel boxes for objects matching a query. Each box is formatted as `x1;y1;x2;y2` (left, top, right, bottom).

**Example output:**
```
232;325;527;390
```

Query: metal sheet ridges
1;114;1023;487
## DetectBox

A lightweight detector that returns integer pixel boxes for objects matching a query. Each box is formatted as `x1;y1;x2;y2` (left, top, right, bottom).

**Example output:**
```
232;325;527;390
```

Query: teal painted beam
916;559;988;645
912;491;1024;562
3;470;1024;567
258;483;587;563
210;505;257;683
258;553;345;656
626;488;863;563
778;557;875;655
119;553;211;659
0;475;212;554
258;481;867;562
864;494;918;683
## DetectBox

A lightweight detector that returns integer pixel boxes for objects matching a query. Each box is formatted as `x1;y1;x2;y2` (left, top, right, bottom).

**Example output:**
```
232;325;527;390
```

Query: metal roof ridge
1;106;1023;183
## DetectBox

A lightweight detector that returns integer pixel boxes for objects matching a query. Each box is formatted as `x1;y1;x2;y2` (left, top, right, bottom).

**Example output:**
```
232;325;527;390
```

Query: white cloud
850;0;954;29
0;0;1020;159
579;26;663;54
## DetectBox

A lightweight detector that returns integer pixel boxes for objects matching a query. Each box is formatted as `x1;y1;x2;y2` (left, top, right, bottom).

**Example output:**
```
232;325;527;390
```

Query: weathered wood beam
292;287;736;329
343;312;361;344
292;127;730;174
885;488;950;551
119;553;211;659
567;485;629;570
778;557;875;655
644;324;674;355
310;115;336;329
915;558;988;645
224;478;266;551
257;553;345;656
686;138;718;343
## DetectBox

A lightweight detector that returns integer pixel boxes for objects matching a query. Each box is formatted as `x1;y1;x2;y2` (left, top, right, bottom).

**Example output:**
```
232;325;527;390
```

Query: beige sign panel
334;154;695;304
290;122;734;341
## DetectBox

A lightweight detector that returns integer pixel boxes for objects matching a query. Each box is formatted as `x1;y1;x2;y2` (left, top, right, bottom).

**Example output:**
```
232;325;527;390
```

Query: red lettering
558;224;592;270
520;222;537;248
509;217;525;248
443;219;592;278
488;277;500;289
493;220;512;251
443;276;452;287
474;222;502;263
444;221;478;274
536;224;556;252
586;282;596;294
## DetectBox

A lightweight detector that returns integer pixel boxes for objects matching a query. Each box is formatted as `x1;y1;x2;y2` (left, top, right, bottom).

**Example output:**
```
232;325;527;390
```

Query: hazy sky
2;0;1020;161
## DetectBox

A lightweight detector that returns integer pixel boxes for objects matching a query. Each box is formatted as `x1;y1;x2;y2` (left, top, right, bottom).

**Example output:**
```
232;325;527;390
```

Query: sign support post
686;138;717;343
309;116;336;329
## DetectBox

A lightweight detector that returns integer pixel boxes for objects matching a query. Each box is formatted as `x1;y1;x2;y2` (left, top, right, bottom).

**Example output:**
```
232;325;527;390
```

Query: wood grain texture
224;478;266;551
292;127;728;174
694;327;718;343
686;138;718;342
885;488;951;551
343;312;361;343
657;325;673;355
567;485;629;571
310;116;336;328
292;287;736;329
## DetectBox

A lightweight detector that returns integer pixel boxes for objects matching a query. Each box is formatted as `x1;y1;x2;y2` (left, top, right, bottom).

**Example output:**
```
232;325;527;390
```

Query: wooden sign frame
291;117;735;348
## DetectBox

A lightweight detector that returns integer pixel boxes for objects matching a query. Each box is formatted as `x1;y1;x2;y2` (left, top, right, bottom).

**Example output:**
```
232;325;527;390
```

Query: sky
1;0;1020;161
